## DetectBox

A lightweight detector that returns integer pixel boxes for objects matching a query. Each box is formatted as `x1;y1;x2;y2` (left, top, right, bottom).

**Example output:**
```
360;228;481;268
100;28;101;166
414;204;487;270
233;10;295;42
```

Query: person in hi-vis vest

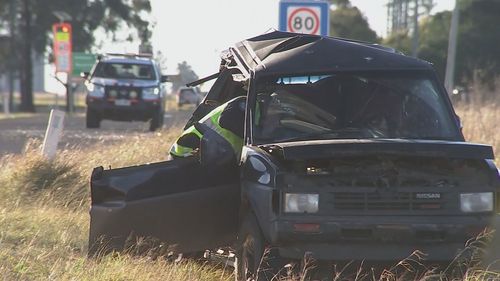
169;96;246;159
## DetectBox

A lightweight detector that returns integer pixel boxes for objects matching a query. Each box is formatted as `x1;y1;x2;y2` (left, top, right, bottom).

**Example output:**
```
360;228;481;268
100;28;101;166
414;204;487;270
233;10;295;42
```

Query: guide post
41;109;65;159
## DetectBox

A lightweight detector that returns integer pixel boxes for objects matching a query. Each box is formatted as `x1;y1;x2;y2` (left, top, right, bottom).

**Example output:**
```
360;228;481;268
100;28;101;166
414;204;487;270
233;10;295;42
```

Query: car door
88;154;240;256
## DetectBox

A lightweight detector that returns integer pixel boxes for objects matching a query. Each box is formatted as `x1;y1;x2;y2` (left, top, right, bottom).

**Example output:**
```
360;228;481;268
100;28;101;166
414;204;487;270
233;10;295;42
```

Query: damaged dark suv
89;32;500;280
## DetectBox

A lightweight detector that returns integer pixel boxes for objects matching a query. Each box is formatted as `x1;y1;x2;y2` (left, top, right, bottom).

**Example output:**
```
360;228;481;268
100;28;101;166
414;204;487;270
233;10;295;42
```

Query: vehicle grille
331;192;443;211
105;86;142;99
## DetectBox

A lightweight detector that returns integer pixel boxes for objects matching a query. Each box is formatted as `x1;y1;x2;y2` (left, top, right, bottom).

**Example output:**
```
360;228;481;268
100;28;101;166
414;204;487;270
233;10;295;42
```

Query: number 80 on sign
279;1;330;36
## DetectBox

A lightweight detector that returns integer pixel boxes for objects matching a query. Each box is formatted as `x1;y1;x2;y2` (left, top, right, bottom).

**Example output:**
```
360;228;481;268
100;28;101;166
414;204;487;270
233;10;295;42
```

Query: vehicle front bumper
87;98;161;121
267;215;499;261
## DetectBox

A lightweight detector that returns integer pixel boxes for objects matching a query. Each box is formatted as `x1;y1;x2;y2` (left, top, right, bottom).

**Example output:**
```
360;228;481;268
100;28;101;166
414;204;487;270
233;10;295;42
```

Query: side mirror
160;75;169;83
80;72;90;79
195;122;235;168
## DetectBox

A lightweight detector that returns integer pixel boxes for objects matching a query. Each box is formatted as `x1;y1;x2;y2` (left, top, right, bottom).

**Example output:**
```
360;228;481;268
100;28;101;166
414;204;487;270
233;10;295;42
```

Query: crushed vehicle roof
230;31;433;76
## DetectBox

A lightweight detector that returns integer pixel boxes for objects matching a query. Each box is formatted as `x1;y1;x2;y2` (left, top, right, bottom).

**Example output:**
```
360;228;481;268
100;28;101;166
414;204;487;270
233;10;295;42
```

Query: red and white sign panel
287;6;321;35
52;23;72;73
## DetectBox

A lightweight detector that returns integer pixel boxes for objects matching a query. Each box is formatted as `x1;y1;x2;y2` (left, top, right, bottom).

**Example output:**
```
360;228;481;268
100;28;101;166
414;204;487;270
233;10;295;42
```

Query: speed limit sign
279;1;329;36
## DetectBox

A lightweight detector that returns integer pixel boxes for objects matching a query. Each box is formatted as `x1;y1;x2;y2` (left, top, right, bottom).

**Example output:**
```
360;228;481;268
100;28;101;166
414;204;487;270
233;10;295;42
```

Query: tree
329;0;379;43
384;0;500;94
383;30;412;55
417;11;451;81
20;0;33;112
0;0;152;112
172;61;198;93
455;0;500;87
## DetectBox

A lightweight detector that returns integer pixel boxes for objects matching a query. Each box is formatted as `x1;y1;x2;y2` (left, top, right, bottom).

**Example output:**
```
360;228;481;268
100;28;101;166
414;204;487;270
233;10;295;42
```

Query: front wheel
235;213;284;281
86;109;101;129
149;110;163;132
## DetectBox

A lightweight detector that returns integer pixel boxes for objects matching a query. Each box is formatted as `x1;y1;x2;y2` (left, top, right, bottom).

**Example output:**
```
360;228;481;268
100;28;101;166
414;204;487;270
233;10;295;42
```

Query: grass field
0;102;499;280
455;102;500;165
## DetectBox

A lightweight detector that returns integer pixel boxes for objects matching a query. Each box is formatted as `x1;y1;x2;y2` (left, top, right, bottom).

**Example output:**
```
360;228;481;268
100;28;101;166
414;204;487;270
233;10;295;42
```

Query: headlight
284;193;319;213
86;83;104;98
143;87;160;99
129;90;138;99
249;156;271;185
460;192;493;213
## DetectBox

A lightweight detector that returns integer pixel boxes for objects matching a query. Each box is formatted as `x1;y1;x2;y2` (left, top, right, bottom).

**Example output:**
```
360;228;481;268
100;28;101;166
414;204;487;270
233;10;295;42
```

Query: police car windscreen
93;63;156;80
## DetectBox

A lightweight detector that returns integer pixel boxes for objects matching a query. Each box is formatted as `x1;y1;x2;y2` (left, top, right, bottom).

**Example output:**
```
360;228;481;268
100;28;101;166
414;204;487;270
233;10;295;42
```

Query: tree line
0;0;152;112
329;0;500;98
0;0;498;112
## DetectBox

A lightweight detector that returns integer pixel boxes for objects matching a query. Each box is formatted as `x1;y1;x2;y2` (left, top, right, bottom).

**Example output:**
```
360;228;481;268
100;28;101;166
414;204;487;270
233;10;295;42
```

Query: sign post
279;1;330;36
52;22;73;113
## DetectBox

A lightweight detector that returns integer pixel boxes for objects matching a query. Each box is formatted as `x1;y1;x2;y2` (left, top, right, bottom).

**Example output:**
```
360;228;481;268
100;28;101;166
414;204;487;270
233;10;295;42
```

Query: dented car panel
89;157;240;255
240;142;499;261
89;31;500;262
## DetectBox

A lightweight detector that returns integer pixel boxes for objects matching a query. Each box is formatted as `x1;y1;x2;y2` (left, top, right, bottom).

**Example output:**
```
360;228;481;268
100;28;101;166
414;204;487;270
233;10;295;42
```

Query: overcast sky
144;0;454;77
47;0;455;94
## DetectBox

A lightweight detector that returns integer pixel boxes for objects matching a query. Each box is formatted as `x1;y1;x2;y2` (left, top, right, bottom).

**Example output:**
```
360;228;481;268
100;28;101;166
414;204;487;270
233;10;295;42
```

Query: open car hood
260;139;495;161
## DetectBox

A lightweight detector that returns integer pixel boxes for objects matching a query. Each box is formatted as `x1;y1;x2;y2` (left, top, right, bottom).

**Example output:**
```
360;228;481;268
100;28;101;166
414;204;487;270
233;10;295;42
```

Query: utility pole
444;0;459;95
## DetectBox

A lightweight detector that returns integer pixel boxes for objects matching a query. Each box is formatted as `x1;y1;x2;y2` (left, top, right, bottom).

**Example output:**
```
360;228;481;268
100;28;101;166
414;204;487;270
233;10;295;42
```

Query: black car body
89;32;500;279
83;54;168;131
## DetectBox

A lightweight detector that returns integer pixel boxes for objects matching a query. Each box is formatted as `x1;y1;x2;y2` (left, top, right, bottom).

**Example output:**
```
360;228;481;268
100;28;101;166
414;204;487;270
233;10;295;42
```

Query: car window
252;72;460;144
93;62;157;80
180;89;196;95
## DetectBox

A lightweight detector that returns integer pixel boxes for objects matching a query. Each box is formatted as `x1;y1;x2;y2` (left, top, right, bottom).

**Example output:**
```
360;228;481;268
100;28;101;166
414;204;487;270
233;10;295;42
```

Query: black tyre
235;213;284;281
149;110;163;131
86;109;100;128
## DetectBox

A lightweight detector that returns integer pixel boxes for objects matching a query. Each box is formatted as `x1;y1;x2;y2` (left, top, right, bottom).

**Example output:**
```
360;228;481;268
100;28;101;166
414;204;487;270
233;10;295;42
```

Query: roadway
0;107;192;157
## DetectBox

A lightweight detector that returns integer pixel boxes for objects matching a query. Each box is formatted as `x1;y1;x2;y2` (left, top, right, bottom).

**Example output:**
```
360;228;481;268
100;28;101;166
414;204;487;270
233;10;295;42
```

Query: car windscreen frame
245;69;464;146
92;62;158;81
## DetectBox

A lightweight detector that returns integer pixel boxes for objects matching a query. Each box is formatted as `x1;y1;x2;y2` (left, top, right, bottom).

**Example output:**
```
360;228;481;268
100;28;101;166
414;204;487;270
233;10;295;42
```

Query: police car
82;53;168;131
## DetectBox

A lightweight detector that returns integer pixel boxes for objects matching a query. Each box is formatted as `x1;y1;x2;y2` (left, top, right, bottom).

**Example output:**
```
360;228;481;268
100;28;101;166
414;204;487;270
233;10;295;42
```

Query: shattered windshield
93;62;157;80
252;72;460;144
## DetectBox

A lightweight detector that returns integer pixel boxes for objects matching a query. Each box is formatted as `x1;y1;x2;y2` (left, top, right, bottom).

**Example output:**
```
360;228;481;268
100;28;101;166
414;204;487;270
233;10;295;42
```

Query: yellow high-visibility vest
169;97;245;159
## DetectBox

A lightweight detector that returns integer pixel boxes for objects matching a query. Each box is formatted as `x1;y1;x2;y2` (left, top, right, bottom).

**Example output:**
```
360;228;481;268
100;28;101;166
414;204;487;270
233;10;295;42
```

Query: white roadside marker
41;109;65;159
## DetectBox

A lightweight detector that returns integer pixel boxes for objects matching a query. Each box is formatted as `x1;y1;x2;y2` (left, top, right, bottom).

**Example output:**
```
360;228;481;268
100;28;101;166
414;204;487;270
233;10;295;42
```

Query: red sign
52;23;72;73
287;7;321;35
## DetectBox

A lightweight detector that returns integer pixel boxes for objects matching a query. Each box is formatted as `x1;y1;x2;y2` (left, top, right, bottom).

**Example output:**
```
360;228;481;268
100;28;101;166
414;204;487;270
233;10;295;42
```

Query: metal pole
68;74;74;113
445;0;459;95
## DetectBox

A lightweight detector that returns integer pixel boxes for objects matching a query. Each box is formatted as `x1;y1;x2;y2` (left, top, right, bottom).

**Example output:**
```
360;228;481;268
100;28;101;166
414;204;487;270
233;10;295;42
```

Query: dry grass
455;101;500;165
0;102;498;280
0;127;232;281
